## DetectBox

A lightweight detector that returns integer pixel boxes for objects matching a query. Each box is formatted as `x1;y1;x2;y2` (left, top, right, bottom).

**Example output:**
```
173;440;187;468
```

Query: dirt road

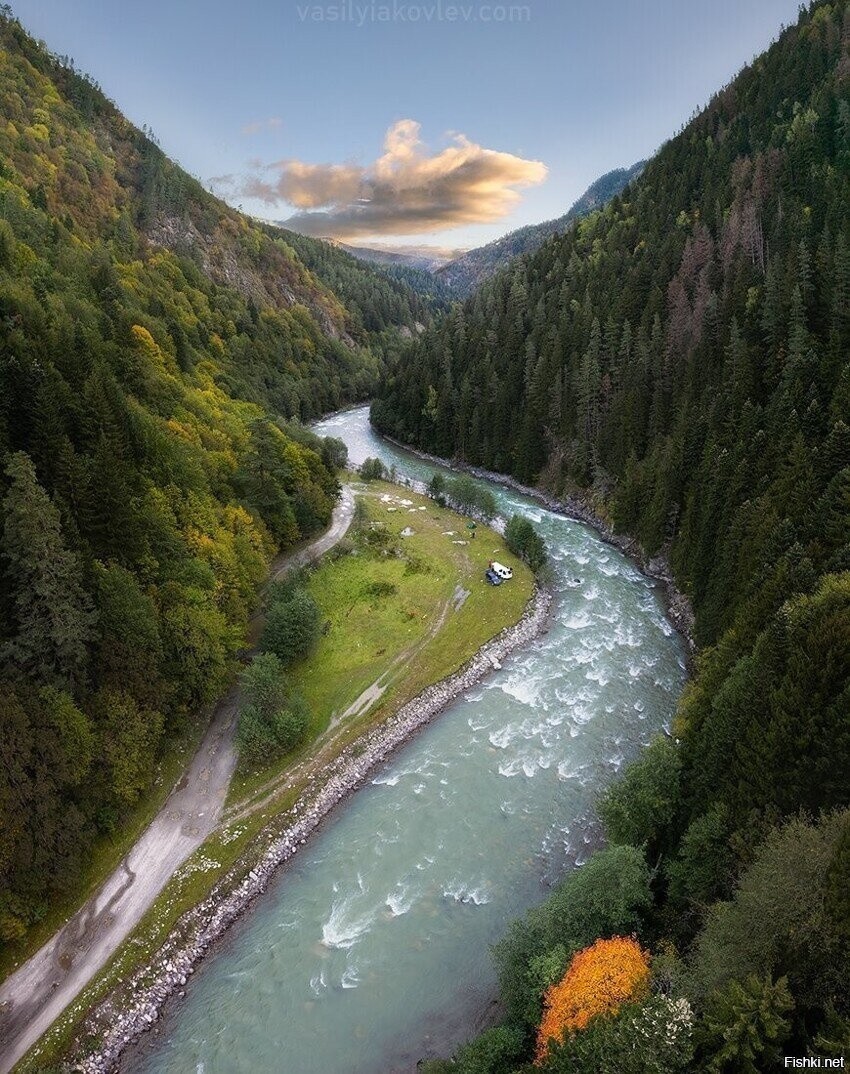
0;487;355;1074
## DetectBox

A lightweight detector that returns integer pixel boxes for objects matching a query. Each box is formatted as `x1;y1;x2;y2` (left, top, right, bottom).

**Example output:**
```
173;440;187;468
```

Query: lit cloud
241;116;283;136
239;119;547;238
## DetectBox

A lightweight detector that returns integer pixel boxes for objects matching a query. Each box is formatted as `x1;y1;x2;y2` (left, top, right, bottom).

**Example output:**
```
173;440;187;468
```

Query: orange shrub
534;936;651;1063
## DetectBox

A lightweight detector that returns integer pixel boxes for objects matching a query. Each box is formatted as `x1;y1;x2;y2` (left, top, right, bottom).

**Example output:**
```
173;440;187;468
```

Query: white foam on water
310;968;329;995
385;884;416;917
442;881;490;906
340;964;360;990
614;623;642;648
569;699;595;727
498;676;539;706
371;771;404;787
321;898;377;949
557;759;589;783
583;584;600;601
489;725;514;749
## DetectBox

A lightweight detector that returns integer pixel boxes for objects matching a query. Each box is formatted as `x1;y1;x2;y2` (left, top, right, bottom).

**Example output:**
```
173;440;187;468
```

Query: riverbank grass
229;479;532;803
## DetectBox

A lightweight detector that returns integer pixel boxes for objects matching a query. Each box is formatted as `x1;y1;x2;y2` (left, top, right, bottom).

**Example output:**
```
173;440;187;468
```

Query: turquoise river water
128;406;686;1074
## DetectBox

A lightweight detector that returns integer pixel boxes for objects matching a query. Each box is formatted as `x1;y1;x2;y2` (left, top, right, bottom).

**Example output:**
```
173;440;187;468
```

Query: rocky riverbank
73;587;553;1074
379;433;695;652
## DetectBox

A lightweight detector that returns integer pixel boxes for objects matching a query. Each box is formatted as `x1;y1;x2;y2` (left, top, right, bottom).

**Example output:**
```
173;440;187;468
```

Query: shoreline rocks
73;587;553;1074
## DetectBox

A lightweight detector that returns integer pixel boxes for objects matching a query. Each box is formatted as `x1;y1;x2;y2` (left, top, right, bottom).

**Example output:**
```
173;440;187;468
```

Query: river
127;405;686;1074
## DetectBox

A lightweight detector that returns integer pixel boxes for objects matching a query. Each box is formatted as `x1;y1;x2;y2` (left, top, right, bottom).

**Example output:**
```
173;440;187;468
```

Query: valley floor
2;480;536;1074
0;492;358;1074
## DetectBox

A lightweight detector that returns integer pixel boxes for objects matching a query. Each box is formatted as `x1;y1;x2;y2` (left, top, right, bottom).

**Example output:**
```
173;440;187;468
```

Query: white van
491;561;513;580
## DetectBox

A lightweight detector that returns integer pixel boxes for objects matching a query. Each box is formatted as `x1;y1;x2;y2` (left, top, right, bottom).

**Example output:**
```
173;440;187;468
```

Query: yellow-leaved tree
535;936;650;1063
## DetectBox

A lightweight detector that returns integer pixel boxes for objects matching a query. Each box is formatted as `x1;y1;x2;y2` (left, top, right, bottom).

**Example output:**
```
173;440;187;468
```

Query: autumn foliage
534;936;651;1063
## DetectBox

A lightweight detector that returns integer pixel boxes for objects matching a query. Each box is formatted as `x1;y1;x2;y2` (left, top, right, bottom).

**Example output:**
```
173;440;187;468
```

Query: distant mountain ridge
331;240;461;272
435;161;646;296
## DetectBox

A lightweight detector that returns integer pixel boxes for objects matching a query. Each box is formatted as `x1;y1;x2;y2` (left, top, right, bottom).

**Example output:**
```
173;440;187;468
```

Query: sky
12;0;803;249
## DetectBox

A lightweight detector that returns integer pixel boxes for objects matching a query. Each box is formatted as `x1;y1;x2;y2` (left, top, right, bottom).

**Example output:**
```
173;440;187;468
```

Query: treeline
0;9;381;947
434;161;645;298
375;0;850;1065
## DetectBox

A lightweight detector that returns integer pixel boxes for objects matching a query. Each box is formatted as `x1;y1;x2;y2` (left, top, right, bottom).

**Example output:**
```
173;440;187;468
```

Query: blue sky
13;0;802;248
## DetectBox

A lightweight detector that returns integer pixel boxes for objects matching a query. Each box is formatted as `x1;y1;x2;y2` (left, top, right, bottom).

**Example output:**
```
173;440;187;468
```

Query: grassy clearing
16;481;534;1073
229;479;532;803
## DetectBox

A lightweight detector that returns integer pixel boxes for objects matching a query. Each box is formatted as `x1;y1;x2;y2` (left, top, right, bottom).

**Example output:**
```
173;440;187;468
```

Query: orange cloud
240;119;547;238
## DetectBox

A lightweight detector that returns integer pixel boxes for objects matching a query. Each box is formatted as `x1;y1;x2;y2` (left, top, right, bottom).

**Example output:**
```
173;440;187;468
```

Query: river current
128;406;686;1074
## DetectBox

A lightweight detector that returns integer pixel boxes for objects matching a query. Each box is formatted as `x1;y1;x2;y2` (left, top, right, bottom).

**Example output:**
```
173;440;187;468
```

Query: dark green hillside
268;226;450;331
434;161;645;296
376;1;850;1067
0;7;384;948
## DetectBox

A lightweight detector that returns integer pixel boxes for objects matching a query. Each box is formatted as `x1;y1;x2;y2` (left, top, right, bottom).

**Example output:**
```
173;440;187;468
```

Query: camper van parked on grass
490;561;513;581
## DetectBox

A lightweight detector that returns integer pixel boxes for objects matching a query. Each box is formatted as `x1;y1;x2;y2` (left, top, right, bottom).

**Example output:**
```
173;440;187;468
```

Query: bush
262;589;322;665
421;1025;525;1074
445;474;497;520
598;735;681;849
494;845;653;1027
427;472;446;499
240;651;289;713
690;810;850;1015
359;456;386;481
543;995;695;1074
320;435;348;471
235;702;274;764
504;514;548;572
363;579;397;600
236;653;311;765
664;803;733;927
267;692;310;752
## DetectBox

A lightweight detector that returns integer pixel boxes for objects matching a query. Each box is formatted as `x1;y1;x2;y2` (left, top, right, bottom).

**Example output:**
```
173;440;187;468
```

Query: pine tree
1;453;96;688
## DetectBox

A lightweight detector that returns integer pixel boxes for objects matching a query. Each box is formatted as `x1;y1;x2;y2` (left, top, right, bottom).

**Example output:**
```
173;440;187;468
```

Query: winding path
0;487;356;1074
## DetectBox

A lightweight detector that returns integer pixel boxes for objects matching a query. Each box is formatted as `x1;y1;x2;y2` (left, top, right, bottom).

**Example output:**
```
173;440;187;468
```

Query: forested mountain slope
0;9;385;948
270;226;451;326
434;161;645;296
377;2;850;1067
